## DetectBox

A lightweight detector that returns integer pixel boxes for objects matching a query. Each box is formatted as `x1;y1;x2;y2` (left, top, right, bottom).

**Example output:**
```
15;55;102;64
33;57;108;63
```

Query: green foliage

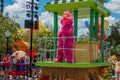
107;21;120;46
0;16;21;53
21;29;53;51
111;45;120;56
33;31;53;50
106;20;120;56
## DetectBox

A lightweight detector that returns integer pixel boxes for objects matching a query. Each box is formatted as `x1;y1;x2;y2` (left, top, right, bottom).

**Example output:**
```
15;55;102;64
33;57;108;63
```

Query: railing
37;37;107;63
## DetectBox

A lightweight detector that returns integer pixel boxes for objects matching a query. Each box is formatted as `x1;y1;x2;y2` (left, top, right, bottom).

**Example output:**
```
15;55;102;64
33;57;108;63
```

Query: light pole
5;30;11;54
26;0;39;78
29;0;34;78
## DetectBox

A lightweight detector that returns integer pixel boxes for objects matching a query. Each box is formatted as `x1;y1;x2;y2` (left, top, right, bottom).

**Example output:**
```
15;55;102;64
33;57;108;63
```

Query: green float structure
36;0;112;79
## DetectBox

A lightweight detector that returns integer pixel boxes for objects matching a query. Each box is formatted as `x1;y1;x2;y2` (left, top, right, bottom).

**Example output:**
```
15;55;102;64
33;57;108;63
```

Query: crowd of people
109;55;120;79
0;50;41;79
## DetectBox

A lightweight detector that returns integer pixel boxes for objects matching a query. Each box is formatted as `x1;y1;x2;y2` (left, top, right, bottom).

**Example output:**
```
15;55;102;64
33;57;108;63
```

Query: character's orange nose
62;14;67;19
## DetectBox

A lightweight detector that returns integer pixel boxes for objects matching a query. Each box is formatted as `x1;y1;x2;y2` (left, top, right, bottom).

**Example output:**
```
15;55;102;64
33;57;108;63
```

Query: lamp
5;30;11;54
26;0;39;78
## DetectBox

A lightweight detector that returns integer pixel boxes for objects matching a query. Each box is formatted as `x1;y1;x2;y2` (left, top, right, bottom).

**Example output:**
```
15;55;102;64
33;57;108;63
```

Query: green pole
90;9;94;41
74;10;78;41
95;12;99;41
52;12;58;61
100;16;104;62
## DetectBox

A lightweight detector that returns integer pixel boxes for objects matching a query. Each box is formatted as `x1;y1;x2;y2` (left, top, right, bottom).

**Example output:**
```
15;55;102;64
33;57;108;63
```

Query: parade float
36;0;112;80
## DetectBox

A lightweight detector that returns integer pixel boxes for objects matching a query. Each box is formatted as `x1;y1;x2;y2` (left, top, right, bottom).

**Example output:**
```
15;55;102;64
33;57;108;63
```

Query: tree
0;16;21;54
21;20;54;51
106;20;120;56
21;29;53;51
111;45;120;56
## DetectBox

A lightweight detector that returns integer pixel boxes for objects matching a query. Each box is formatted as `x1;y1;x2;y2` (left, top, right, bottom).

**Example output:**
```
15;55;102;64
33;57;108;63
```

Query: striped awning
45;0;110;17
47;0;104;4
47;0;90;4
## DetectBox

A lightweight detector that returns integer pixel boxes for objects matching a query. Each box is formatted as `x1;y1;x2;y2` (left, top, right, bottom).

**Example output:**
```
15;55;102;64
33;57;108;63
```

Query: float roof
44;0;110;18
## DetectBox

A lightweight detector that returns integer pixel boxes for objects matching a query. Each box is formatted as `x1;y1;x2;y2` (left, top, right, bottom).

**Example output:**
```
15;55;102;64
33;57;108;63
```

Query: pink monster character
54;10;75;63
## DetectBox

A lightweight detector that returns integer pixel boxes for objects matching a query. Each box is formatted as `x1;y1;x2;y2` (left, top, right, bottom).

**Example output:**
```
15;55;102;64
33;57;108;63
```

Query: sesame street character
54;10;75;63
100;67;108;79
109;55;118;76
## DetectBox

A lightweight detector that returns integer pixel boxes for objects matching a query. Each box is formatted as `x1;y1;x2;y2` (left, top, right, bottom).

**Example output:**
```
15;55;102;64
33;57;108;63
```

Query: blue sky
111;12;120;19
4;0;120;18
3;0;120;32
4;0;48;15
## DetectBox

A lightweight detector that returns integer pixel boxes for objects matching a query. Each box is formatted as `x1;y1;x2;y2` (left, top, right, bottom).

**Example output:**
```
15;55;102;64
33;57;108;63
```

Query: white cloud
78;19;89;36
39;11;63;30
39;12;54;30
105;16;118;26
4;0;27;27
105;0;120;13
3;0;118;31
39;11;89;36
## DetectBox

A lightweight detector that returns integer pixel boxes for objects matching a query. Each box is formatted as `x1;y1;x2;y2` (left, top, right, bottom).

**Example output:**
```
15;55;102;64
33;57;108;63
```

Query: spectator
3;54;11;77
0;54;2;62
36;54;42;77
37;54;41;61
8;47;13;55
109;55;118;76
31;55;39;78
11;56;16;70
24;53;30;73
25;53;30;64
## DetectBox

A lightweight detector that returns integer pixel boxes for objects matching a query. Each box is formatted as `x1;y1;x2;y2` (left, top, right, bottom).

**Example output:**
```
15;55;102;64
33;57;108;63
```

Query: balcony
36;37;112;68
